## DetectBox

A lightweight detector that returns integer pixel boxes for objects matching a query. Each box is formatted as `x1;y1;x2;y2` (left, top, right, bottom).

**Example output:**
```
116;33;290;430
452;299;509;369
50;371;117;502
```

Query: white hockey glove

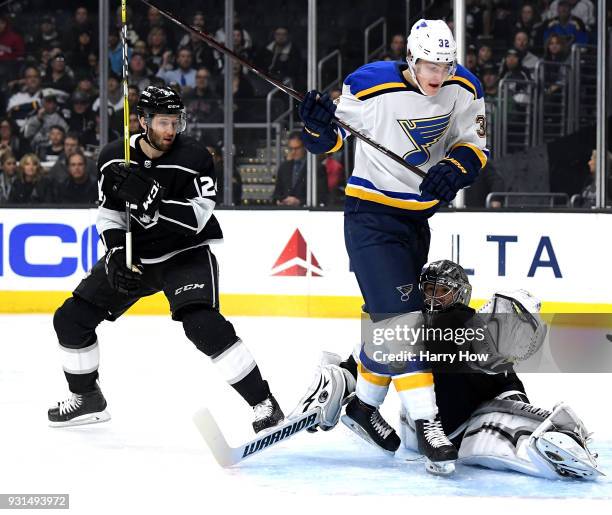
289;352;356;432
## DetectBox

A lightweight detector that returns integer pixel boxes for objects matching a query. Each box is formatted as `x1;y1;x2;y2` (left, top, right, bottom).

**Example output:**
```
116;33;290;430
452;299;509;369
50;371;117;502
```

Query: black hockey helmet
136;85;186;133
419;259;472;311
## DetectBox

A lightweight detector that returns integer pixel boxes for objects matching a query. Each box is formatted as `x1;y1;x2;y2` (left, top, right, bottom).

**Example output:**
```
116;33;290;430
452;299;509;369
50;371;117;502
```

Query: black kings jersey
97;133;223;264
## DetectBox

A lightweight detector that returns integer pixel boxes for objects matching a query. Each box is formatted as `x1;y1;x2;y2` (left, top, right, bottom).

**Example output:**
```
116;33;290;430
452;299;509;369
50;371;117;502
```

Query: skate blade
425;458;456;476
48;410;111;428
340;415;395;456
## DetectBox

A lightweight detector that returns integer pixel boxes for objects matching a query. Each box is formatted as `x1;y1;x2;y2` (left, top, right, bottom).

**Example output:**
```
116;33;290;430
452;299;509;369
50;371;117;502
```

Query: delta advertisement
0;208;610;315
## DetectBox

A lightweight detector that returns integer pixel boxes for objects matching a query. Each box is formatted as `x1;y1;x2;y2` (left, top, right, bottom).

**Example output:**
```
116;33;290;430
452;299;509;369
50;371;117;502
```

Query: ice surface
1;314;610;514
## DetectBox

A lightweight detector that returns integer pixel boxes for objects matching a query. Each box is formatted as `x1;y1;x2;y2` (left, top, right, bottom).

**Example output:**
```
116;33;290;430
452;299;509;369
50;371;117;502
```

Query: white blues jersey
303;61;489;217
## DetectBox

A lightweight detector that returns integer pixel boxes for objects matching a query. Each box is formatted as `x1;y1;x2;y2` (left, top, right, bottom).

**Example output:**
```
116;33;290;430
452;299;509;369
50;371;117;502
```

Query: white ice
1;314;611;515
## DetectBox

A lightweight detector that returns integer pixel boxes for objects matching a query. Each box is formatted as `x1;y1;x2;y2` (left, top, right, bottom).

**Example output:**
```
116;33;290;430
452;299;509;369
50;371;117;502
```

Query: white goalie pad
527;402;605;479
458;399;603;480
289;352;356;431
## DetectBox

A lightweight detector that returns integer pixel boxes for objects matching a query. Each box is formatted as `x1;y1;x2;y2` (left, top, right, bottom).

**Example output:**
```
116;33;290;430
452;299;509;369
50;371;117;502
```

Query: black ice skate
415;415;458;476
341;397;400;455
48;384;110;427
252;394;284;433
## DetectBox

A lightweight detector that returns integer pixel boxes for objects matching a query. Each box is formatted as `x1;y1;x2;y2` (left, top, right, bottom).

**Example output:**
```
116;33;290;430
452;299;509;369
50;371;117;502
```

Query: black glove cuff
101;229;126;250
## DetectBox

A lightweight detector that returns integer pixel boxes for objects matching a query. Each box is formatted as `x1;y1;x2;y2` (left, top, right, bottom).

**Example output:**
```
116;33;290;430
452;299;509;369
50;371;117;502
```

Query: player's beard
148;129;175;151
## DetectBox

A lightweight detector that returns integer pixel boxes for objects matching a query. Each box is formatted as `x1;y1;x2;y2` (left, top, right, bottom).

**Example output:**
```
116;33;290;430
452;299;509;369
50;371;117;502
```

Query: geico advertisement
0;209;610;305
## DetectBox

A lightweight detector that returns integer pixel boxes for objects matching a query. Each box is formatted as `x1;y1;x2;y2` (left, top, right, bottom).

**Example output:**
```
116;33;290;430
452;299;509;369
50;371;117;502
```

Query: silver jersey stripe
156;164;199;175
139;238;224;264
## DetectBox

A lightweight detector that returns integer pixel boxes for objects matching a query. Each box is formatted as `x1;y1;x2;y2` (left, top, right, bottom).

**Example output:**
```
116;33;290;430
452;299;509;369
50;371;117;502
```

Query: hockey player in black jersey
48;86;284;433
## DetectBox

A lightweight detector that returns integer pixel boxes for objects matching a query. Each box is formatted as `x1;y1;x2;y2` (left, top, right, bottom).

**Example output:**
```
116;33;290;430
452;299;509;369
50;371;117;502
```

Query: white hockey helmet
407;19;457;92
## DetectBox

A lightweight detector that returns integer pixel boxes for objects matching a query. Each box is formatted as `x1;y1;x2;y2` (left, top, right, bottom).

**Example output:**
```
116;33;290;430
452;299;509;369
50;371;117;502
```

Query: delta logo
271;229;323;277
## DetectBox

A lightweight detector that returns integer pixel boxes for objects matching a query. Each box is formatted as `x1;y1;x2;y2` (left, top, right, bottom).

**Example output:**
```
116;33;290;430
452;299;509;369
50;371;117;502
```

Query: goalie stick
138;0;426;180
193;407;321;467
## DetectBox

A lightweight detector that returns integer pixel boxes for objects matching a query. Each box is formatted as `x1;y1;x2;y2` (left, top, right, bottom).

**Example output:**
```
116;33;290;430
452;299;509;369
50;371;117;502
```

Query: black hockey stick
139;0;426;180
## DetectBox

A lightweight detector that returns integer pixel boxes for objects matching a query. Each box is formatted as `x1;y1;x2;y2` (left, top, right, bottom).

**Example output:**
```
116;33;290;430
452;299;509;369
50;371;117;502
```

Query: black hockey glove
419;161;466;203
106;163;164;218
104;246;143;296
299;90;337;137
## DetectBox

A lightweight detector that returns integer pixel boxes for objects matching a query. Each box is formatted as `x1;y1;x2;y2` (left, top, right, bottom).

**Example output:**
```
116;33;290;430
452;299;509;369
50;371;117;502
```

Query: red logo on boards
271;229;323;277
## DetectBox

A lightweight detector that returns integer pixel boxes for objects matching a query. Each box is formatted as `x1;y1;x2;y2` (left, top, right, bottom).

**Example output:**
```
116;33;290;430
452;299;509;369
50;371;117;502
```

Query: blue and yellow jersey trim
345;176;440;211
345;61;419;101
442;64;484;100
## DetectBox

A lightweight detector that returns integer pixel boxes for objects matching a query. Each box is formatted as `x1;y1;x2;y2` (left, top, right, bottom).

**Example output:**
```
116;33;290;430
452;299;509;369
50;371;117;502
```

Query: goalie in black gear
293;260;603;479
48;86;283;434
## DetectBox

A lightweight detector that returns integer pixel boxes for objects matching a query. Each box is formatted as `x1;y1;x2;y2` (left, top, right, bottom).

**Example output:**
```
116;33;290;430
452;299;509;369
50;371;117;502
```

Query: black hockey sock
340;354;357;379
65;370;98;394
231;367;271;407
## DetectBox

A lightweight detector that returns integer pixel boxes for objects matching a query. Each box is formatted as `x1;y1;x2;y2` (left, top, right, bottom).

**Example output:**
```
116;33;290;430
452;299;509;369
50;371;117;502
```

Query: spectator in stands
62;6;94;49
262;26;303;89
7;66;43;129
232;25;256;70
67;30;95;77
81;104;120;148
476;44;495;76
93;73;124;114
322;153;345;205
543;0;588;46
23;91;69;154
146;26;169;73
134;39;148;56
86;51;99;83
157;47;196;93
183;67;221;123
32;15;62;51
214;12;253;54
43;52;75;95
129;112;141;135
465;45;479;74
8;153;53;204
53;150;98;205
512;30;539;76
543;0;595;32
0;117;30;160
0;14;25;85
66;90;96;135
48;132;96;182
499;48;531;82
386;34;406;61
542;33;570;95
273;132;327;206
128;85;140;112
74;77;97;100
36;125;66;161
128;52;153;90
577;149;612;207
138;5;175;50
108;29;128;77
206;144;242;206
178;13;218;72
491;1;517;44
0;152;17;203
113;4;140;45
514;3;543;48
481;64;500;101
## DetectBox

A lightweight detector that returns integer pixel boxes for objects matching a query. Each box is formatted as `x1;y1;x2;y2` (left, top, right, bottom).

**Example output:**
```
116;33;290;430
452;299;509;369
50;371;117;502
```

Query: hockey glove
299;90;337;137
104;246;143;296
419;161;467;204
106;163;164;218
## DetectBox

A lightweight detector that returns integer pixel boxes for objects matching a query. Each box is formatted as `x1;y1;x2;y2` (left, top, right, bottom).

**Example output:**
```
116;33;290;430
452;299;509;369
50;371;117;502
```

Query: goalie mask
420;260;472;312
406;19;457;95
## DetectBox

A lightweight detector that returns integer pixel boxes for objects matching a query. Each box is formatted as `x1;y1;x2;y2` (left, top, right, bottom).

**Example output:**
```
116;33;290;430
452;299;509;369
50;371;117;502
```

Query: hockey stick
138;0;426;180
193;407;320;467
120;0;133;268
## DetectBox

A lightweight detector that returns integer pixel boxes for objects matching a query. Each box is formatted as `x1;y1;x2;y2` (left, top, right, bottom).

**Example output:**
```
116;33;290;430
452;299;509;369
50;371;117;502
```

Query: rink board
0;208;610;315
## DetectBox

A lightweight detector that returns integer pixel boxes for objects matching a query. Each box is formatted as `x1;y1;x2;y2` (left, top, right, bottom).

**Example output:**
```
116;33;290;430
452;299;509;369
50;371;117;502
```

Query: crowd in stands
0;0;607;208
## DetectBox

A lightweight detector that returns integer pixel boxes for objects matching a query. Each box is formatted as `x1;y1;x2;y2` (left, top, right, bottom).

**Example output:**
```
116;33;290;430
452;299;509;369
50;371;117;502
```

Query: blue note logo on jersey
398;112;452;167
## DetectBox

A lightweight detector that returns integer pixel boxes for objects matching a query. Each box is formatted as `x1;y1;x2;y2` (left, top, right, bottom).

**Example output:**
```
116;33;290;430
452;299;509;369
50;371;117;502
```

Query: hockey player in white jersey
293;260;603;480
299;19;488;475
